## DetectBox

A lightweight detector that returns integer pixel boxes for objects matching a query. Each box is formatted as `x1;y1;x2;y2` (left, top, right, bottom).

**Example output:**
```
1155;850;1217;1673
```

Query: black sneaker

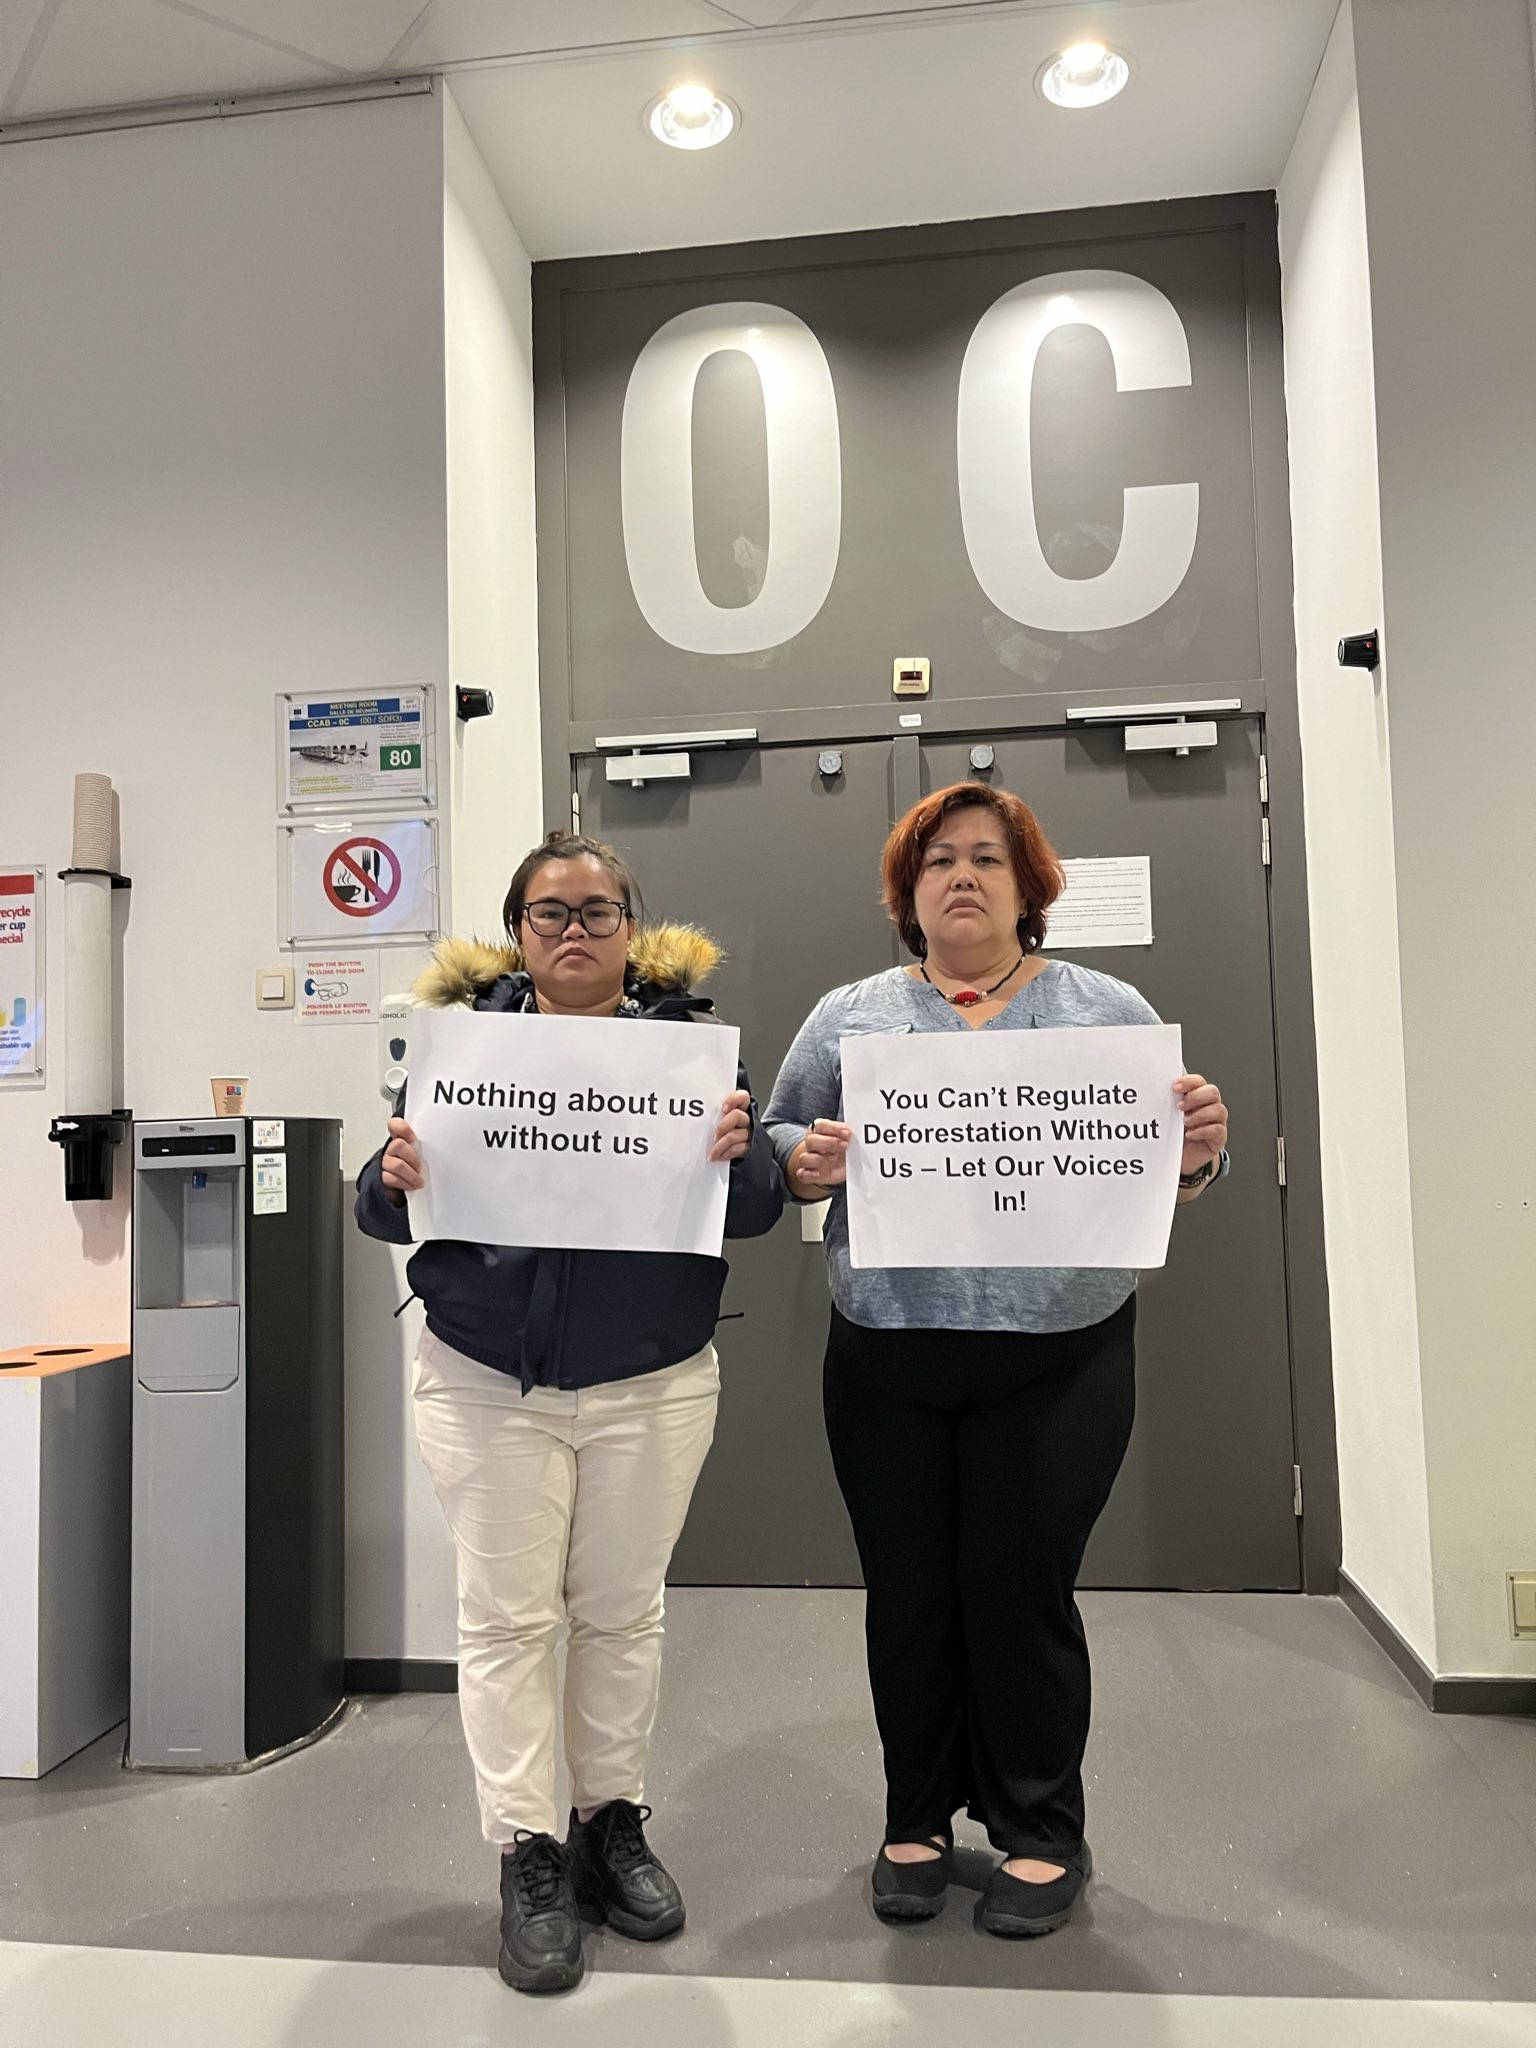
871;1838;953;1923
566;1800;686;1941
497;1831;584;1993
975;1843;1093;1938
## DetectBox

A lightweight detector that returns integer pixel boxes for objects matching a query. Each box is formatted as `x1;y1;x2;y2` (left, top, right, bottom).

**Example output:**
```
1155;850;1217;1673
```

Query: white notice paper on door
1044;856;1153;950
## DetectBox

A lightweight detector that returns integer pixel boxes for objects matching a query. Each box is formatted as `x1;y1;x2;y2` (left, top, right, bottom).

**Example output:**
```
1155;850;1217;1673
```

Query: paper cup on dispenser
211;1077;249;1118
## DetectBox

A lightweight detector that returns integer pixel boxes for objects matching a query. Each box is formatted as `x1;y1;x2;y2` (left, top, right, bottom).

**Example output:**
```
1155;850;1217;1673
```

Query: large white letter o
621;301;842;655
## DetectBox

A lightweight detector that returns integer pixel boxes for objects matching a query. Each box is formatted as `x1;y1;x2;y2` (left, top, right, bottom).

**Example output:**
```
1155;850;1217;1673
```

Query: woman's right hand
787;1118;853;1198
380;1117;423;1206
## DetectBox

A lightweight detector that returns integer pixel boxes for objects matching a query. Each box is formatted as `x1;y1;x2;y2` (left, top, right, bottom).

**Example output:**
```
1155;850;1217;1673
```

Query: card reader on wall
381;994;412;1101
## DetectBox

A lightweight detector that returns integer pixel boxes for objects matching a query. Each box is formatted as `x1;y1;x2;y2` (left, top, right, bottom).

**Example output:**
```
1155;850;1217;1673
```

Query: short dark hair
881;782;1065;957
501;831;643;941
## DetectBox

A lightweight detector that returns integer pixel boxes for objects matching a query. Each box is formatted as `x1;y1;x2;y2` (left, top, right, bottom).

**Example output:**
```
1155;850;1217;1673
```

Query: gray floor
3;1591;1533;2003
8;1946;1536;2048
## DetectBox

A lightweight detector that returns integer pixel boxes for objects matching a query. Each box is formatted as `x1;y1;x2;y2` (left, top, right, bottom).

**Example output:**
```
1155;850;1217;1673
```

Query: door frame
533;192;1340;1592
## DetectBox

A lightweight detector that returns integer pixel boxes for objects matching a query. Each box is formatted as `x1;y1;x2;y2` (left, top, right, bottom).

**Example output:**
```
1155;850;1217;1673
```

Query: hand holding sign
1173;1074;1228;1179
381;1117;423;1201
709;1090;755;1164
787;1118;854;1194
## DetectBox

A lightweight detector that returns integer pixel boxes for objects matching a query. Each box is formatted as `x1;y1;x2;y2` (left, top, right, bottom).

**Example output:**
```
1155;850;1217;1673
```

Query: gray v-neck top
762;961;1161;1333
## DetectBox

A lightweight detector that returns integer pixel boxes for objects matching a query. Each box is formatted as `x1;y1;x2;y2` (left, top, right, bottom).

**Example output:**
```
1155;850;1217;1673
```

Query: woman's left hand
1173;1074;1228;1176
709;1089;754;1164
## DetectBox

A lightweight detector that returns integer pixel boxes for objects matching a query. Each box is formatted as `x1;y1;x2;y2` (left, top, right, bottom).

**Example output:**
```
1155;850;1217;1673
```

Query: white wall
1351;0;1536;1680
345;92;544;1663
0;90;450;1657
443;88;543;937
1282;0;1536;1680
1277;1;1437;1661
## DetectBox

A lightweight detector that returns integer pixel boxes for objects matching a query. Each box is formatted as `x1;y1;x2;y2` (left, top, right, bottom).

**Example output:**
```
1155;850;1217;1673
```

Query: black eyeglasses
522;898;630;938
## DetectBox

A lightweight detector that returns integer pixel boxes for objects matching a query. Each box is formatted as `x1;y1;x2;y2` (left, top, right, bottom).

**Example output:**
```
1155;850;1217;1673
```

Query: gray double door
577;715;1299;1591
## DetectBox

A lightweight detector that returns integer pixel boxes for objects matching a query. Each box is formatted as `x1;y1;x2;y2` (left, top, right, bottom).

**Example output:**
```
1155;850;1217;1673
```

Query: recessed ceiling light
1036;41;1130;109
645;85;741;151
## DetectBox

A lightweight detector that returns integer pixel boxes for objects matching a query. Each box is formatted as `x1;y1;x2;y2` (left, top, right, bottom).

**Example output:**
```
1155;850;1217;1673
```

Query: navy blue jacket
355;930;783;1391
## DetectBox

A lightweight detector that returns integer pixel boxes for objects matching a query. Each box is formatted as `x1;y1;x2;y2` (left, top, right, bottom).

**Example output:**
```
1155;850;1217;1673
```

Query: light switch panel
256;968;294;1010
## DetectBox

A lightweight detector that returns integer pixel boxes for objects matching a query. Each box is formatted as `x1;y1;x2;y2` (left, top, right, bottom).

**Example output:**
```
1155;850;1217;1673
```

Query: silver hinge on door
1259;752;1269;803
571;790;581;833
1293;1464;1304;1517
1261;816;1271;866
1277;1136;1287;1186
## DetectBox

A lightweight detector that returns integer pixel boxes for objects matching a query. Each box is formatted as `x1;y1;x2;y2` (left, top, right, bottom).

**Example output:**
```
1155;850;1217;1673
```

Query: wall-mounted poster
278;688;436;809
0;868;44;1082
281;817;439;948
296;951;381;1025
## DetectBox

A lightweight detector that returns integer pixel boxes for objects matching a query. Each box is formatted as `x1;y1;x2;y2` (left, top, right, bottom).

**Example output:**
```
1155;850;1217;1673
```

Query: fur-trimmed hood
412;923;724;1010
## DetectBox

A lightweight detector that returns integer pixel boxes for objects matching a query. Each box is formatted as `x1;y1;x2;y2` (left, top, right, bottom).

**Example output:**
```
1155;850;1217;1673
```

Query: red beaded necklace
919;952;1026;1008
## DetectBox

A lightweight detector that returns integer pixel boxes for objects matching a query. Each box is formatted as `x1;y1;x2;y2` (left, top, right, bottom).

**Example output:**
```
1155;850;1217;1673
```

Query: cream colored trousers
411;1328;720;1843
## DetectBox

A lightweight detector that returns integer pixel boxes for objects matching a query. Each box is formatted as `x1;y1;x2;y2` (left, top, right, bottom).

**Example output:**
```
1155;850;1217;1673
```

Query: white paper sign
253;1154;288;1216
285;818;438;945
284;690;430;805
296;951;380;1025
407;1009;740;1255
0;869;43;1080
842;1024;1184;1270
1045;856;1153;949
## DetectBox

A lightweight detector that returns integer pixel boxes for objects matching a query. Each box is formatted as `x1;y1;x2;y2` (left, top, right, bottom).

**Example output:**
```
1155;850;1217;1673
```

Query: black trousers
822;1295;1137;1860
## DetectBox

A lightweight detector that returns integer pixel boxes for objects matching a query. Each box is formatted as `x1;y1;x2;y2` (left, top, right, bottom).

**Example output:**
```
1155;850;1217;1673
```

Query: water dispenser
129;1118;344;1769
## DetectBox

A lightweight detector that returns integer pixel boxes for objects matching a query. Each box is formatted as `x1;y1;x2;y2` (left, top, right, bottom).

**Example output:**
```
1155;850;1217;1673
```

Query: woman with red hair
764;782;1227;1939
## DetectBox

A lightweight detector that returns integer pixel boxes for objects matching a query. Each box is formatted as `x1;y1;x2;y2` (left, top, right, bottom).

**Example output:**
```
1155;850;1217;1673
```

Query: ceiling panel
448;0;1336;258
1;0;62;112
2;0;1335;269
792;0;1145;19
10;0;335;116
689;2;809;22
399;0;732;67
178;0;427;72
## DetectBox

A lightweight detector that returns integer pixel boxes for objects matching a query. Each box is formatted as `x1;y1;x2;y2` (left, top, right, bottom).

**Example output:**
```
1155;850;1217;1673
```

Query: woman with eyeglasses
356;830;782;1996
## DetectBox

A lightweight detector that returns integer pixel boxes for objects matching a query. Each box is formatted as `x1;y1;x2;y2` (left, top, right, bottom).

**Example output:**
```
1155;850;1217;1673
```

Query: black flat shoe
975;1843;1092;1939
566;1801;686;1942
871;1839;953;1923
498;1832;585;1993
